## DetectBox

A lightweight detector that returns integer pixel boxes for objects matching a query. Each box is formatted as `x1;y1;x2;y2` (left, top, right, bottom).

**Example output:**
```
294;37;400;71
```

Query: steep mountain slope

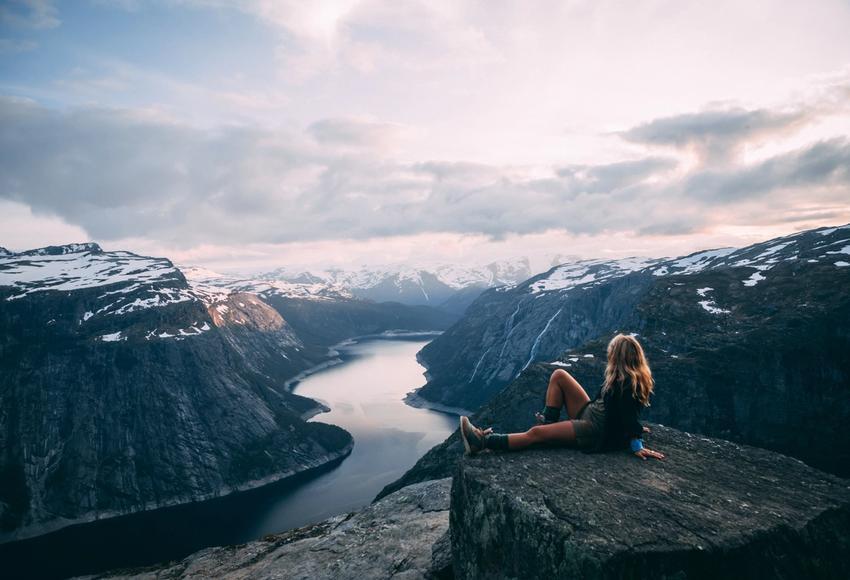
0;245;356;543
412;225;850;412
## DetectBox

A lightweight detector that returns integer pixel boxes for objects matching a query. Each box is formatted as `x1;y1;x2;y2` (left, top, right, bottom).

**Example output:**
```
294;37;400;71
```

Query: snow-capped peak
525;223;850;296
180;265;352;303
260;257;533;293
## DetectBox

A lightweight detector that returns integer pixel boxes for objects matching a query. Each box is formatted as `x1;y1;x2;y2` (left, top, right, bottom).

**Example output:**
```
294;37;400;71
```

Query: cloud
680;138;850;203
622;107;812;165
0;0;59;29
1;96;848;250
556;158;678;195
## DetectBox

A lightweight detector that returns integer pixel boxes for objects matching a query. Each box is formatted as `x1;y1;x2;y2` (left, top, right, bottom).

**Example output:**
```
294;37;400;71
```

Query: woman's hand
634;447;665;460
642;425;651;434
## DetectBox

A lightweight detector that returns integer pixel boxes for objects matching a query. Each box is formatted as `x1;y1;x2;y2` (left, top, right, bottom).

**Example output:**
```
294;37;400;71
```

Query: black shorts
571;399;605;450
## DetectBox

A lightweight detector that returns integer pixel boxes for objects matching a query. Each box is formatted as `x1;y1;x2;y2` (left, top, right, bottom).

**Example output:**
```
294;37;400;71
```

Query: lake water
1;335;457;580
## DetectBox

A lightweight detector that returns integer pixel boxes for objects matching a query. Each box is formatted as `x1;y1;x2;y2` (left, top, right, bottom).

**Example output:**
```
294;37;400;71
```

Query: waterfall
519;307;563;374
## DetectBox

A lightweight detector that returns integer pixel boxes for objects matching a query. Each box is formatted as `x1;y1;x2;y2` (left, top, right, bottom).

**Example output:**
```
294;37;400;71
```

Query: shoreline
403;389;473;417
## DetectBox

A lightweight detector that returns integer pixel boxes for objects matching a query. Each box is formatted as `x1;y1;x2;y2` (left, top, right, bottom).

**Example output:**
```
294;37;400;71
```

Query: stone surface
450;425;850;579
93;478;453;580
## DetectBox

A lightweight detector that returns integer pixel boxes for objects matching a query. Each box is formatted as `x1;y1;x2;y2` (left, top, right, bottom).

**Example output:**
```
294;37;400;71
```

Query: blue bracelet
630;438;644;453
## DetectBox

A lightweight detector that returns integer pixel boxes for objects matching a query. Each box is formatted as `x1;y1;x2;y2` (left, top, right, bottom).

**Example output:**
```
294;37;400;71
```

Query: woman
460;333;665;460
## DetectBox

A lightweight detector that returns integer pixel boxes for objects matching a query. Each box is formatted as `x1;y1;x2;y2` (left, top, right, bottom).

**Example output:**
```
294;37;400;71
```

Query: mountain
0;243;454;543
411;224;850;414
260;258;533;313
181;266;458;346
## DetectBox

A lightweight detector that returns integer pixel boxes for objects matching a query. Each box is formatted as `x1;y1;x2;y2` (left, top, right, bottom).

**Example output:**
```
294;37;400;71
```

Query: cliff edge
90;478;453;580
451;424;850;579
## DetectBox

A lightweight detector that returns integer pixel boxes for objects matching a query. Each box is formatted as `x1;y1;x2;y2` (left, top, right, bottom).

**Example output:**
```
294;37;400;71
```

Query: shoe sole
459;416;473;455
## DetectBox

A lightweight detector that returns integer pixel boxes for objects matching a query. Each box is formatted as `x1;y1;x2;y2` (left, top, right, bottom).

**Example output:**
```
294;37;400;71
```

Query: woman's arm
623;396;663;459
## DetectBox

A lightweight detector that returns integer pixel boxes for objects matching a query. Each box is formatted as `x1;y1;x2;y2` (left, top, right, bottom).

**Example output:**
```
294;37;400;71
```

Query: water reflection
246;337;457;535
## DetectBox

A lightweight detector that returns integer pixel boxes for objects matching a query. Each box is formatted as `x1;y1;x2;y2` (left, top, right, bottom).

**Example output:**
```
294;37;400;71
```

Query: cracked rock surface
94;478;452;580
450;425;850;579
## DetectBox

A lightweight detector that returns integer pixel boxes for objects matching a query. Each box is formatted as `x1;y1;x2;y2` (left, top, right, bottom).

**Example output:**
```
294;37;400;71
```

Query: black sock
543;405;560;423
484;433;509;451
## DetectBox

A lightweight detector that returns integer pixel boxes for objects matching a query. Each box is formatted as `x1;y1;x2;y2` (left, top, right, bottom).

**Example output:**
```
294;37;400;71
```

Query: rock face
96;478;453;580
450;425;850;579
414;224;850;412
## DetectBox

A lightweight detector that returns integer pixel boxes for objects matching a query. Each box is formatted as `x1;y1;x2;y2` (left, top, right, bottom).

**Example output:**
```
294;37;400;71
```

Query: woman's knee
550;368;570;382
527;425;546;442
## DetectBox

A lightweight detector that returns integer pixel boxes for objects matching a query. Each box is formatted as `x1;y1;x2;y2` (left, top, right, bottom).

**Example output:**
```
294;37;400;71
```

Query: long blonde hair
603;333;654;406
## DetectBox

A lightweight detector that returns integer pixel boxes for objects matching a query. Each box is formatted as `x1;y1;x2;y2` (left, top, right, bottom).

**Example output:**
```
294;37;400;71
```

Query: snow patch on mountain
0;244;199;324
181;266;352;303
529;257;660;294
743;271;767;287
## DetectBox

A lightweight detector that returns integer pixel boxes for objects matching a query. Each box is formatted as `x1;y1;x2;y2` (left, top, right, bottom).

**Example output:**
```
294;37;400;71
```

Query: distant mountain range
0;243;453;543
258;258;535;314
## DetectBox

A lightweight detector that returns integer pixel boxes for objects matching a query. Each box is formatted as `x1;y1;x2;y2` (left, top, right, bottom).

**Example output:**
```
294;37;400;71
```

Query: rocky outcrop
93;478;453;580
451;425;850;579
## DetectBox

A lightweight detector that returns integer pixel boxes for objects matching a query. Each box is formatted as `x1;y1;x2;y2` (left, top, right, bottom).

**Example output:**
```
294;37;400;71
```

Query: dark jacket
596;377;644;451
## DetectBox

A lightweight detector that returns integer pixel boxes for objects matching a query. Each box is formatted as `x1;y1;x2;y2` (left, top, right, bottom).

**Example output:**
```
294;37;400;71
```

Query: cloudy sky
1;0;849;273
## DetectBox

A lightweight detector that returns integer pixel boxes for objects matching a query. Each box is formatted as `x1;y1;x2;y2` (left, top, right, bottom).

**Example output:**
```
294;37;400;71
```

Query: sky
1;0;849;274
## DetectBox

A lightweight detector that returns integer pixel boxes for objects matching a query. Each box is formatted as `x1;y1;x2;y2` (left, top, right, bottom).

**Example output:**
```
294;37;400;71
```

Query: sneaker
459;416;484;455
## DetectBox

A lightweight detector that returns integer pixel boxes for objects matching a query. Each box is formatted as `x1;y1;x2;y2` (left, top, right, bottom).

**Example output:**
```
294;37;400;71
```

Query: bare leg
544;369;591;419
508;421;577;450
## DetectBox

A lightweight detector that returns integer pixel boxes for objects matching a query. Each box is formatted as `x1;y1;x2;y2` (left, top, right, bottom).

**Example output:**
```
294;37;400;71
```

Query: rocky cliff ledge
91;478;452;580
451;425;850;579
